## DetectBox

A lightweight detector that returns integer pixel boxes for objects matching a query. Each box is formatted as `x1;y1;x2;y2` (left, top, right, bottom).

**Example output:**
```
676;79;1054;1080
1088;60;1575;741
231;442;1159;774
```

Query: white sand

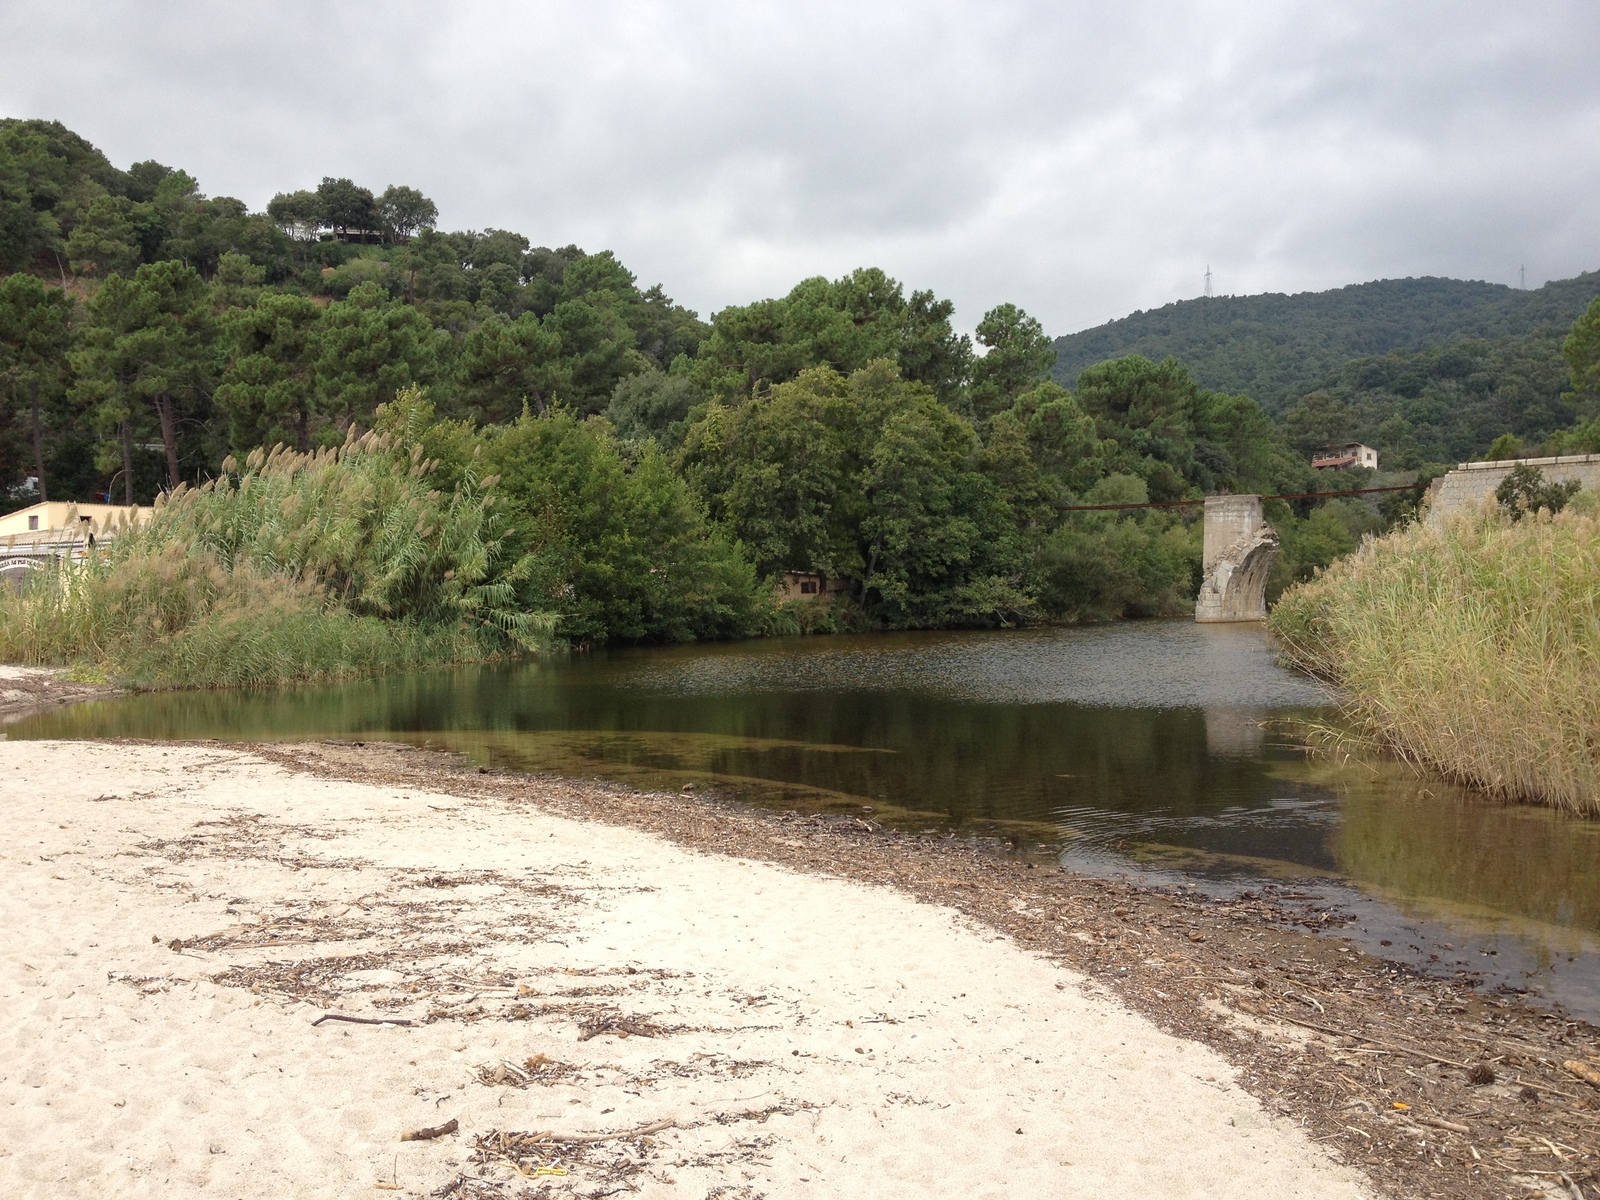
0;742;1372;1198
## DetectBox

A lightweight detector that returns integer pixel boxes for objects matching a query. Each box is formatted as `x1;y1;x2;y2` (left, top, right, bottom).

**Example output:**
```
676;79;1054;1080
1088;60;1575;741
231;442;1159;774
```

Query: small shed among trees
778;572;850;601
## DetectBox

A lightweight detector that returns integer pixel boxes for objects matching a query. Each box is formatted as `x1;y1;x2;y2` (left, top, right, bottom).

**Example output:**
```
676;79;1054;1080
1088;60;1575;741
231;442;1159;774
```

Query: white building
1310;443;1379;471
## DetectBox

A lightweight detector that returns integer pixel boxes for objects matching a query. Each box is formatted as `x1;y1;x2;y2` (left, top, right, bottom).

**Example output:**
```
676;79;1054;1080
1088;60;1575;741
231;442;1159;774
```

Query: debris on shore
268;738;1600;1200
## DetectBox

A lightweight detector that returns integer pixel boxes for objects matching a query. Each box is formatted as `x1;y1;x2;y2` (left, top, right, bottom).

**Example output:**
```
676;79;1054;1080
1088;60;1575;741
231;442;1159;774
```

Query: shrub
1494;462;1581;519
1270;504;1600;812
0;405;552;687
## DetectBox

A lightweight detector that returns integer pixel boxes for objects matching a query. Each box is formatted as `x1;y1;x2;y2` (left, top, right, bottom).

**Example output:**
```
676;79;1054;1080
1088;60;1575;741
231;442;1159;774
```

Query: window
800;580;818;595
27;515;38;531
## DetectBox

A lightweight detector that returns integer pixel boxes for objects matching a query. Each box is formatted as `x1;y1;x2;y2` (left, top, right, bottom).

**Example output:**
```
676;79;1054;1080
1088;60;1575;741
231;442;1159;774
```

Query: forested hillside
1051;272;1600;413
1279;333;1582;468
5;116;1597;654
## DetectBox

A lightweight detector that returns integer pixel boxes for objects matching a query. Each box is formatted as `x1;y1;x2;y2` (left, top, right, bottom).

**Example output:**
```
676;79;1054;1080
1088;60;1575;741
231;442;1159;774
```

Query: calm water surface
12;621;1600;1016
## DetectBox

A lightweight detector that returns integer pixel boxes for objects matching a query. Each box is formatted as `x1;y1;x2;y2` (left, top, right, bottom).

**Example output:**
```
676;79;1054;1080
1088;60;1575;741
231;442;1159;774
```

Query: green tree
1372;413;1423;470
606;369;704;446
0;274;73;499
210;252;268;309
378;185;437;243
1010;381;1110;497
859;375;1028;625
0;118;124;273
311;281;447;426
481;409;760;643
65;193;138;277
1283;391;1359;456
316;177;377;239
0;129;53;271
630;283;709;368
965;303;1055;422
455;312;568;423
691;268;969;403
1495;462;1581;519
70;260;216;498
680;360;1028;626
1563;296;1600;413
267;189;322;241
679;366;863;579
543;295;640;412
124;159;174;203
1073;355;1293;498
1037;511;1201;621
1486;432;1524;461
215;292;325;452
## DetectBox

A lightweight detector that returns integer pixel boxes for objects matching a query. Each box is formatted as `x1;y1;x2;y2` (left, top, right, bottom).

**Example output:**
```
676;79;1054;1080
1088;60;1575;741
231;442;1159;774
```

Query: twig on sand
1413;1115;1471;1134
1272;1013;1469;1069
400;1118;459;1142
311;1012;414;1028
577;1014;662;1041
549;1118;676;1144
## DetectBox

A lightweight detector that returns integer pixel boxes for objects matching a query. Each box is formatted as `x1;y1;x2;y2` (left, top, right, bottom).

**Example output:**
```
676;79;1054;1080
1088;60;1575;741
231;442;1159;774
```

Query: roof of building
0;501;153;543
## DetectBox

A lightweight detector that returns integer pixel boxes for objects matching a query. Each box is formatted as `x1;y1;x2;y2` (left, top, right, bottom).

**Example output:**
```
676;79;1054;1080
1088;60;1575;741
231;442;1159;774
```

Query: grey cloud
2;0;1596;334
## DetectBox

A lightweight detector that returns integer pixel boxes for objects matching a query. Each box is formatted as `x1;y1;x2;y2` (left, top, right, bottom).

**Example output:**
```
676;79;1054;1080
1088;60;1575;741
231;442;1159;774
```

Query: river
10;620;1600;1016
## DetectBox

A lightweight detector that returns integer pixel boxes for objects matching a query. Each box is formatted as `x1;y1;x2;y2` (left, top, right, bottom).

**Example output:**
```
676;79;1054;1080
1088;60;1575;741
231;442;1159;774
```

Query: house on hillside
778;571;851;602
1311;443;1379;471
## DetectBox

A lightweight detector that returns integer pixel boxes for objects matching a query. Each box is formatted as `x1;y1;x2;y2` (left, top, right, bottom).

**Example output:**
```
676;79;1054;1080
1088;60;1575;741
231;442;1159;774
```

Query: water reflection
9;620;1600;1014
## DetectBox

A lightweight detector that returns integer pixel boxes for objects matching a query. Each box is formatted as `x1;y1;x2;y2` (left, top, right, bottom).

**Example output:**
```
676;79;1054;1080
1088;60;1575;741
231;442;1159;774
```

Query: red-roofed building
1310;442;1379;471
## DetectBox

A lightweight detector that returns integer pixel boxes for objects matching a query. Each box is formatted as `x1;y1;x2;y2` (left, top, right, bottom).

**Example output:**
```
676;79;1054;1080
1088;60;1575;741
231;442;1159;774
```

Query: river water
11;621;1600;1016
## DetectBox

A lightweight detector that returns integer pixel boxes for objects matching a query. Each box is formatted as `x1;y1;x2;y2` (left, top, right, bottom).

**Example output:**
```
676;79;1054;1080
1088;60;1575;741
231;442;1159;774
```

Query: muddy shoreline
0;666;119;723
218;737;1597;1200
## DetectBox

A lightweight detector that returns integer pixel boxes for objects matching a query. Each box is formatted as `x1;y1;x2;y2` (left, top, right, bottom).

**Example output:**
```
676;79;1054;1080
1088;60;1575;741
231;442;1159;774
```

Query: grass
1269;496;1600;814
0;409;553;690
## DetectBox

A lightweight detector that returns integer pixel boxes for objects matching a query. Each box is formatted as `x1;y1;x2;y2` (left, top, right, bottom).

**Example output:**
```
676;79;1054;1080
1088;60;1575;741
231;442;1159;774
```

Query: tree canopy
4;116;1595;645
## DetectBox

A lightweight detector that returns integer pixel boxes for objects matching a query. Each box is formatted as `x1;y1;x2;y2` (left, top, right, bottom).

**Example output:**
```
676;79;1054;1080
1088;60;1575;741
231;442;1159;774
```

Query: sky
2;0;1598;336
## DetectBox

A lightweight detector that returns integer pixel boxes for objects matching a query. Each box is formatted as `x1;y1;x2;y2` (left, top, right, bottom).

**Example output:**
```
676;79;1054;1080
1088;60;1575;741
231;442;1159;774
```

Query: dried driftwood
400;1118;459;1142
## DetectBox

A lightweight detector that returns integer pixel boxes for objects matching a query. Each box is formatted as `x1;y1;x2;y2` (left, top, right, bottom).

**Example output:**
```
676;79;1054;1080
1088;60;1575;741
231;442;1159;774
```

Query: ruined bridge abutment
1194;494;1278;623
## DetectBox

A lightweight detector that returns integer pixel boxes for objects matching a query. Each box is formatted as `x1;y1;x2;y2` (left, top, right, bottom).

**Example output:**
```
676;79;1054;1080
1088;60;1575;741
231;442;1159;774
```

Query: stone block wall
1428;454;1600;524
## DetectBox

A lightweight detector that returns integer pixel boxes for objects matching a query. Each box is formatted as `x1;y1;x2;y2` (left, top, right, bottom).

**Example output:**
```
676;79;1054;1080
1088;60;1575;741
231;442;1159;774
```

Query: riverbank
0;665;119;723
1270;505;1600;813
0;739;1378;1200
301;740;1600;1200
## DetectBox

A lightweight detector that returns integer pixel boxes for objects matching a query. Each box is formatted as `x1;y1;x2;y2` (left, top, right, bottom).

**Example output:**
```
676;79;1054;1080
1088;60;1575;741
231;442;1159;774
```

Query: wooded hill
4;114;1599;646
1052;272;1600;415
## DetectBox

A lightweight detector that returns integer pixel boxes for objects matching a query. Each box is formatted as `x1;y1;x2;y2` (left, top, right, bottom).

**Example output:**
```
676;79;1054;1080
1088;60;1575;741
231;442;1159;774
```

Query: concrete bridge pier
1194;494;1279;623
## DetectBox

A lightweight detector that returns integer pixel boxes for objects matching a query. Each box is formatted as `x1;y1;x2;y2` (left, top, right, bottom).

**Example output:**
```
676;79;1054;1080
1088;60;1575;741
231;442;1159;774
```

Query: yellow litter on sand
514;1164;568;1178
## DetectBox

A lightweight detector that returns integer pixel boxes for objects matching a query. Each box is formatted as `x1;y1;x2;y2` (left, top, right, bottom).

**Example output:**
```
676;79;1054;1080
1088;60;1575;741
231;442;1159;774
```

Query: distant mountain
1051;270;1600;413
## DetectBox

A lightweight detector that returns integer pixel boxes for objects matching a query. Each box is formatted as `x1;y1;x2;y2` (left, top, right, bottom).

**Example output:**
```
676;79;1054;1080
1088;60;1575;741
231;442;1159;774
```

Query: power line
1054;482;1429;512
1203;265;1213;298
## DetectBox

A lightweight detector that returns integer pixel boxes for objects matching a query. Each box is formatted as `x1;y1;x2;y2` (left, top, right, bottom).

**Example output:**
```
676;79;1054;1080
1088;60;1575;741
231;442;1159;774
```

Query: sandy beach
0;739;1379;1199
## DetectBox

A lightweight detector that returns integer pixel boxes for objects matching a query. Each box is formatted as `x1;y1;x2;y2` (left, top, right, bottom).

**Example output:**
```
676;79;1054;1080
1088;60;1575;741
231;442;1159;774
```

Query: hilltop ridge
1051;270;1600;411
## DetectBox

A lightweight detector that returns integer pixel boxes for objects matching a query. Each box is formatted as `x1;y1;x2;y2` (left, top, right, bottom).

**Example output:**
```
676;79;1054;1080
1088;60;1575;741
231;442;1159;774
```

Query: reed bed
1270;501;1600;814
0;420;552;690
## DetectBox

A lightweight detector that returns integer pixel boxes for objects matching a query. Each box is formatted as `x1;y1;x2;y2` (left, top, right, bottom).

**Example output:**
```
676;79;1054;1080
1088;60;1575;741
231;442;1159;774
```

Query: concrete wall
1202;494;1264;572
1195;494;1279;623
1428;454;1600;524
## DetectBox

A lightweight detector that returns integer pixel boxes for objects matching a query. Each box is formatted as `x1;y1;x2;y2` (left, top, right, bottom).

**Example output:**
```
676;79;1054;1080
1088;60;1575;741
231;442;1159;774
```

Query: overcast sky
3;0;1597;335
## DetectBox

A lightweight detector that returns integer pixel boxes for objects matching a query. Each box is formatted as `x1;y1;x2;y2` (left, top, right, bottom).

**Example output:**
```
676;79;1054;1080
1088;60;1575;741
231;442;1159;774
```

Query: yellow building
0;502;153;587
0;501;153;541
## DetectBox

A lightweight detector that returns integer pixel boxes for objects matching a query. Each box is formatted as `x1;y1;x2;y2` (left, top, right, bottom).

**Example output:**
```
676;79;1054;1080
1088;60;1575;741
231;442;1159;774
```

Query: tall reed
1270;501;1600;813
0;411;553;689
